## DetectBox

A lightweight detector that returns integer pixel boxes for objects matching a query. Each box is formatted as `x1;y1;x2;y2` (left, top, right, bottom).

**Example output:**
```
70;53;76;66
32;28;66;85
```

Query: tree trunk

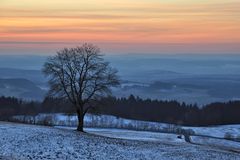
77;109;84;132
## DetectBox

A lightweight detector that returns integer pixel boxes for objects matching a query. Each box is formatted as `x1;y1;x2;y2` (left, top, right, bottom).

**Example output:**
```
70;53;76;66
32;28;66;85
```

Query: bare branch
42;43;120;121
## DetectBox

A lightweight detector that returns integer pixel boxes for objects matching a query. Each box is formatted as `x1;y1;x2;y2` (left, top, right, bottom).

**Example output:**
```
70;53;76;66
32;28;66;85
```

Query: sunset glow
1;0;240;54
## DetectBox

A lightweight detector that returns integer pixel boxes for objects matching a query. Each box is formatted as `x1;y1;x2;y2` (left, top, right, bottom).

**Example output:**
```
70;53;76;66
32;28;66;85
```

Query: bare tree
42;43;119;131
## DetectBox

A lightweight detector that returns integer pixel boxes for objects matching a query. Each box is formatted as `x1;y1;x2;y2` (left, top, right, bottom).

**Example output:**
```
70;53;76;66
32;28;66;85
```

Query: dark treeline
99;96;240;126
0;95;240;126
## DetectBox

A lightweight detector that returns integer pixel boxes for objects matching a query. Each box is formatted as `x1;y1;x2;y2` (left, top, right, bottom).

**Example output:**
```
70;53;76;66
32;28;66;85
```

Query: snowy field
1;122;240;160
183;125;240;138
12;113;240;139
57;126;186;143
57;127;240;153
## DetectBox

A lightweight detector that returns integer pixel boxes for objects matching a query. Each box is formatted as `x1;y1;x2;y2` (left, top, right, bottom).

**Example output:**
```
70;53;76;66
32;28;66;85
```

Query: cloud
0;0;240;54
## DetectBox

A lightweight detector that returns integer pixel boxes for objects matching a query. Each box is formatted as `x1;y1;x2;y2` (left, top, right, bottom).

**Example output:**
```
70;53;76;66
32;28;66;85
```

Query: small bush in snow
177;135;182;139
182;129;195;135
184;134;192;143
40;115;55;126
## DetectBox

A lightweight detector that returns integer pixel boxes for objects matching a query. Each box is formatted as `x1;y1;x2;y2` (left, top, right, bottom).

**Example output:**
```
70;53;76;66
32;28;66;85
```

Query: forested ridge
1;95;240;126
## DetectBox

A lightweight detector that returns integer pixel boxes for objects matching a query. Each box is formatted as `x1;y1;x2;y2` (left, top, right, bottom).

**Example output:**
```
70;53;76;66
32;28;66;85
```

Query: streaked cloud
0;0;239;54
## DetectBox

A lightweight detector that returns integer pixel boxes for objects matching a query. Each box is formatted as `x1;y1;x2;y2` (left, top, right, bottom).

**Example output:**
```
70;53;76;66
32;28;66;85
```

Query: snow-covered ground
12;113;240;155
191;136;240;153
1;122;240;160
183;125;240;138
57;126;185;143
12;113;240;139
56;126;240;154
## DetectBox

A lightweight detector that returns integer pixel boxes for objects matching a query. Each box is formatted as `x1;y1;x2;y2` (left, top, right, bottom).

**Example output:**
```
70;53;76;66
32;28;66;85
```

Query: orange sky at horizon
0;0;240;54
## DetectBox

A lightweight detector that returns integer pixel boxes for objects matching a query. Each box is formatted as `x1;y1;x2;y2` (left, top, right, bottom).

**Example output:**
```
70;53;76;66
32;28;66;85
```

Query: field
0;122;240;160
12;113;240;138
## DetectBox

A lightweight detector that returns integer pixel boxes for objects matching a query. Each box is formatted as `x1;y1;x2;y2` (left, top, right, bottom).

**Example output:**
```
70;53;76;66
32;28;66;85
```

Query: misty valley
1;53;240;160
0;55;240;105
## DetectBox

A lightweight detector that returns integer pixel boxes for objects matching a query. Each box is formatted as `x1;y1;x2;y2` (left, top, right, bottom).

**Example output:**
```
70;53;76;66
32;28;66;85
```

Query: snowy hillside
12;113;240;139
1;121;239;160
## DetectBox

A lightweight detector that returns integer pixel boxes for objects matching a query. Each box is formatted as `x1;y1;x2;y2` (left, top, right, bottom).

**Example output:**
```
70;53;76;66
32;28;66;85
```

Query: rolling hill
0;78;46;100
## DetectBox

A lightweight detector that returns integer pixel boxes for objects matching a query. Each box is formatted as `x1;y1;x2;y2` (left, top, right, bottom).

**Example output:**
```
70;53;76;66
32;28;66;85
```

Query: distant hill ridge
0;78;45;100
0;68;45;84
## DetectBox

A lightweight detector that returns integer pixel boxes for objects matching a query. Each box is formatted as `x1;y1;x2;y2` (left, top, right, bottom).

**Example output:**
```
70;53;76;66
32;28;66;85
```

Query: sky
0;0;240;55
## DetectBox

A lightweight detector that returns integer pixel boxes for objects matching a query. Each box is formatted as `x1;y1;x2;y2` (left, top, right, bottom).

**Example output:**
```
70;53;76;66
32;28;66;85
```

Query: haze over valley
1;54;239;105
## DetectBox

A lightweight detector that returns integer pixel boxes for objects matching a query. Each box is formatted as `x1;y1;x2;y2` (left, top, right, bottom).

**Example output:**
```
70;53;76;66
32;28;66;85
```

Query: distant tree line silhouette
0;95;240;126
